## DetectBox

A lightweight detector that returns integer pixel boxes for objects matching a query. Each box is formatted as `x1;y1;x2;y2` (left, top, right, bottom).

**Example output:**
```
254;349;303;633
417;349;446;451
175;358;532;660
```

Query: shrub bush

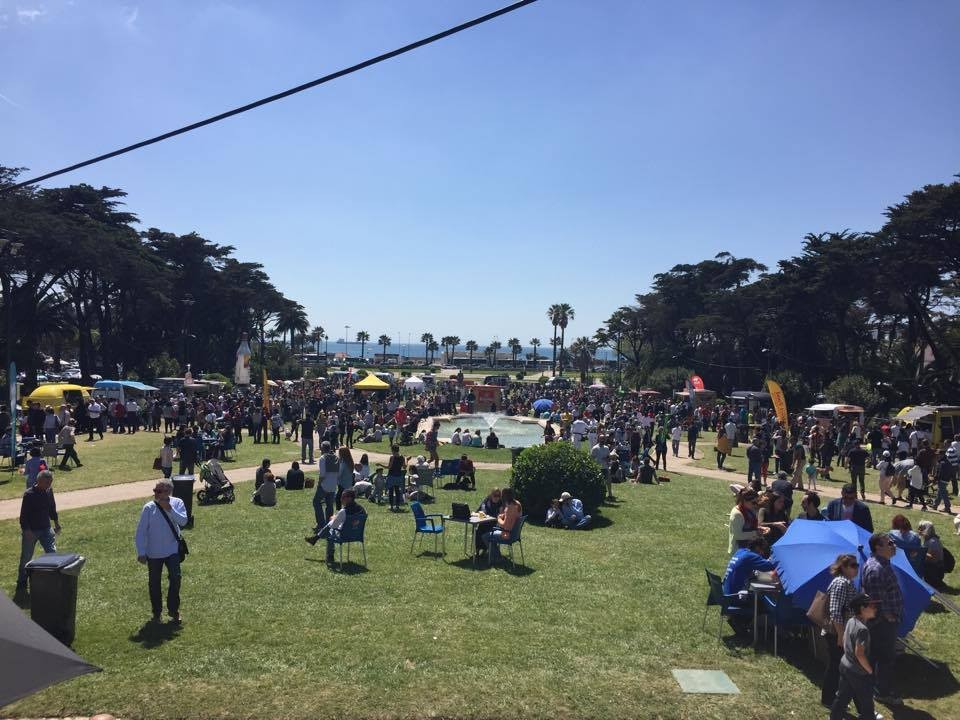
516;371;525;380
511;442;605;523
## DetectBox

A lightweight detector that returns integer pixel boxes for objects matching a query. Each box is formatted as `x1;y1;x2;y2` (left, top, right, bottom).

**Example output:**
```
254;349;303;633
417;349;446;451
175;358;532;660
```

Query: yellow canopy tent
353;374;390;391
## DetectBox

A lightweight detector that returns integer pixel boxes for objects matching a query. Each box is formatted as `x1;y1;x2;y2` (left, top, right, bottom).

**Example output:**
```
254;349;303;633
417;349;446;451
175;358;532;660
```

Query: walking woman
716;427;731;470
384;444;406;511
821;554;858;707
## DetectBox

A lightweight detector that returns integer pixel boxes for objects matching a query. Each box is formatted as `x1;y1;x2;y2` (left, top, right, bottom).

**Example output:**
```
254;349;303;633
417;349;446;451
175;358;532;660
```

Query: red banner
690;375;704;390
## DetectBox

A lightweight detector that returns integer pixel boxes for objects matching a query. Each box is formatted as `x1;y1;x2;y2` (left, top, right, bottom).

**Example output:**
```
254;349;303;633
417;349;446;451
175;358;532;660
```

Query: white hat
560;491;572;501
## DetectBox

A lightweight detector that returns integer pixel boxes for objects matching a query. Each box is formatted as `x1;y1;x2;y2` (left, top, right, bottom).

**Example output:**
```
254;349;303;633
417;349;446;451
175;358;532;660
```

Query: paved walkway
1;445;951;522
0;451;511;521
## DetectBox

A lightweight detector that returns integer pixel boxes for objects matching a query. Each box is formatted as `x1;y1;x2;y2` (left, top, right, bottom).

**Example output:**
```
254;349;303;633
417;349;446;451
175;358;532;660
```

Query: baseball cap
848;592;880;612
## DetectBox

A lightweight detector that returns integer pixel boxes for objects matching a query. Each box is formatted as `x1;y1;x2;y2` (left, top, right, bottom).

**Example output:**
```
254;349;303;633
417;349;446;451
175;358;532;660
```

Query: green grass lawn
3;468;960;719
0;431;302;501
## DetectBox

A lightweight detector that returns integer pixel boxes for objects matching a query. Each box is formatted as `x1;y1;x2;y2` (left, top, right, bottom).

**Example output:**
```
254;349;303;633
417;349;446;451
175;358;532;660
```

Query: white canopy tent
404;376;425;392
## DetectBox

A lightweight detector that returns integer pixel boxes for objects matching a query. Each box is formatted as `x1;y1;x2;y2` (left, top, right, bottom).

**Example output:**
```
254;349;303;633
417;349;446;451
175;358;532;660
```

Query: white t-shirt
908;465;924;490
571;419;587;438
590;444;611;468
724;421;737;438
671;426;682;441
88;402;102;419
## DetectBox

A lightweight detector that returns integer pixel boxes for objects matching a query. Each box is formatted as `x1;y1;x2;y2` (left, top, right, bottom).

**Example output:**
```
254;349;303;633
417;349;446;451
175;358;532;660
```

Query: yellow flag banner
766;379;789;427
262;368;270;413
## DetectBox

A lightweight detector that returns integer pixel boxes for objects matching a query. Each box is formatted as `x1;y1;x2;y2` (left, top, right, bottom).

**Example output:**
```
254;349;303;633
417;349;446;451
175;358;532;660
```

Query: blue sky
3;0;958;349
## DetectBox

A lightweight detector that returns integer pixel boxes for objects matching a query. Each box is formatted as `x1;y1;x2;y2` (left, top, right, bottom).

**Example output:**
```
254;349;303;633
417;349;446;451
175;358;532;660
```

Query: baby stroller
197;459;236;504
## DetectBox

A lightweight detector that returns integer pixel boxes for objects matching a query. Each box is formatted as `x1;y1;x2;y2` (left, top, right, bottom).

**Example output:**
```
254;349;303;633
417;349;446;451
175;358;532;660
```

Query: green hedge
511;442;605;522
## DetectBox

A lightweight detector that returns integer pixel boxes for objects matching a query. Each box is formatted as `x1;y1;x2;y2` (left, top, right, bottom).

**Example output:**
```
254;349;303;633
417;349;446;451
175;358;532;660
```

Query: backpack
943;547;955;574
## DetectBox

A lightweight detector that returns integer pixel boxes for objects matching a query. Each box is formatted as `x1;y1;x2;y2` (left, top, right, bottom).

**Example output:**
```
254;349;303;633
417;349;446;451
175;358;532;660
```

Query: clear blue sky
3;0;958;348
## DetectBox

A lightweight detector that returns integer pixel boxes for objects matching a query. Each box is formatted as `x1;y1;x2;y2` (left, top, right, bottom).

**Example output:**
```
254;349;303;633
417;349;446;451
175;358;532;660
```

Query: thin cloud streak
0;91;22;109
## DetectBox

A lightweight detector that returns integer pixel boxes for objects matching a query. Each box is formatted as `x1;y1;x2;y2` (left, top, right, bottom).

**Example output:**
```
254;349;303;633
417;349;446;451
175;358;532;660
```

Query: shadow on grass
413;550;445;560
770;629;960;705
304;557;370;574
129;620;182;649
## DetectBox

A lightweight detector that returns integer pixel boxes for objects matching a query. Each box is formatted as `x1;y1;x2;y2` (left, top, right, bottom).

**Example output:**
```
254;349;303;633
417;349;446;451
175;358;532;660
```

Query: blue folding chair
329;513;368;570
410;501;445;555
487;515;527;567
702;569;753;641
438;459;461;478
761;592;815;657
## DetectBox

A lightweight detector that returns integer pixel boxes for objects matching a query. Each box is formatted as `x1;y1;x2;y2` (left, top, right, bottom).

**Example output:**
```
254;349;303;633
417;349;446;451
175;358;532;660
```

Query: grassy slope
3;468;960;719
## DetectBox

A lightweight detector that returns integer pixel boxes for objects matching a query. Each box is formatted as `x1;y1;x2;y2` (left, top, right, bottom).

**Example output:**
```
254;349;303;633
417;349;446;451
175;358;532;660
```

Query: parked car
484;375;510;387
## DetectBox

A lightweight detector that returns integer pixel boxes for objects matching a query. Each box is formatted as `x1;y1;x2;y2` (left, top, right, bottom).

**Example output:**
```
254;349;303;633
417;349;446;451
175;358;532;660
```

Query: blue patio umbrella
532;399;553;413
771;519;933;636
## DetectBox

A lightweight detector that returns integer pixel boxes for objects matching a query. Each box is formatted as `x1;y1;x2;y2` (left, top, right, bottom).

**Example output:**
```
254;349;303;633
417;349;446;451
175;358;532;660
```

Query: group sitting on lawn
545;492;592;529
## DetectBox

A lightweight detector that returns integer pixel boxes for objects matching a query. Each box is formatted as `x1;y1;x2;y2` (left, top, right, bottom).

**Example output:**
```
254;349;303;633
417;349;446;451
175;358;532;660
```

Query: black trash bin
25;552;86;645
510;447;524;466
171;474;195;525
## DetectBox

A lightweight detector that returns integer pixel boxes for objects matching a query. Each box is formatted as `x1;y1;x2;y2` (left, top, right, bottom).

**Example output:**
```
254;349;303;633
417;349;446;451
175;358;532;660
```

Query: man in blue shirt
135;478;188;623
722;537;776;595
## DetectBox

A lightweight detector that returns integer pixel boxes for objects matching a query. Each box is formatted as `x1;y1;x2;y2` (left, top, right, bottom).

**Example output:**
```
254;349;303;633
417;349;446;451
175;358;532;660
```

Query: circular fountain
420;413;546;448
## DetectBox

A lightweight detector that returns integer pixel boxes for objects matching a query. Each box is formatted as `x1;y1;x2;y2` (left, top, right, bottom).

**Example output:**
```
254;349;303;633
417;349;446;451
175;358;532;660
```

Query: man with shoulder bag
135;478;188;623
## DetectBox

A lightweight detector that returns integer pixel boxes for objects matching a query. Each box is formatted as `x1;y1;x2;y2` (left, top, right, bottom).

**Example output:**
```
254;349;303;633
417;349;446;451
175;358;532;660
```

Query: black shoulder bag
155;501;189;561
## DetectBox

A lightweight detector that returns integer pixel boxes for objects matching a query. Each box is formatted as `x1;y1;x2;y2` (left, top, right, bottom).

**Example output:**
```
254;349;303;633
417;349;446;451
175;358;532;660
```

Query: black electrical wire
2;0;538;194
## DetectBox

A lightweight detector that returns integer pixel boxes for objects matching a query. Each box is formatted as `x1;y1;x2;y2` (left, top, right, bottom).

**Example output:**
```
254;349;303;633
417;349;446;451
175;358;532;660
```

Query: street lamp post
344;324;350;364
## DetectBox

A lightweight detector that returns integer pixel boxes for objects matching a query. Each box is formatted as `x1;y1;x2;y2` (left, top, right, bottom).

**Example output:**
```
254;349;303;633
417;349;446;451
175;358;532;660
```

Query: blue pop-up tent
771;519;934;637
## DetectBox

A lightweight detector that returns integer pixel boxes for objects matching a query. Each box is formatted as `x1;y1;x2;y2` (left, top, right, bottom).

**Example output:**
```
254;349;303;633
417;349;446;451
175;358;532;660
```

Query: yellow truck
896;405;960;448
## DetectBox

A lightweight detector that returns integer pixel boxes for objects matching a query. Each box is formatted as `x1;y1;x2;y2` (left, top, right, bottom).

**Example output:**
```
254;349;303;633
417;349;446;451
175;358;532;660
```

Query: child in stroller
197;459;236;504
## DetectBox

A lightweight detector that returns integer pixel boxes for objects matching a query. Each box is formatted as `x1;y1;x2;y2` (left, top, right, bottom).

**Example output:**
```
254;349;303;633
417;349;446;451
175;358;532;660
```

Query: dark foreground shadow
129;619;182;649
305;557;370;574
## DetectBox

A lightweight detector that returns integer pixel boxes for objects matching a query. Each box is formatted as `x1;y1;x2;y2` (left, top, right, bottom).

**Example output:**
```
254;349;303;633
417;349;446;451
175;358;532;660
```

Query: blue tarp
94;380;159;392
771;519;933;636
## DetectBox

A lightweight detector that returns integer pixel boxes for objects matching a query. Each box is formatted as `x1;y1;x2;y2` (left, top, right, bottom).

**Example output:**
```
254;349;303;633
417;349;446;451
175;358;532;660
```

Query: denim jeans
313;490;335;529
932;481;952;512
870;618;898;698
747;461;762;484
829;665;874;720
301;436;314;463
18;527;57;587
147;553;182;617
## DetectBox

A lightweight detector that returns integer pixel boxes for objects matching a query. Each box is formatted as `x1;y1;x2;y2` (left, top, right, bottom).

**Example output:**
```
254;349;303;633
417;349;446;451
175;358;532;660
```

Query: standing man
86;398;103;441
177;427;199;477
16;470;61;594
590;436;613;500
861;532;904;708
135;478;187;623
687;418;700;459
746;437;764;487
847;439;870;501
670;422;682;458
300;414;316;464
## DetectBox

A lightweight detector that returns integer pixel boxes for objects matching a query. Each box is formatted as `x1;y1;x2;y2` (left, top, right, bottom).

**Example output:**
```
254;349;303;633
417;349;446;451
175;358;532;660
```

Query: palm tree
507;337;521;367
275;300;309;348
378;334;391;363
465;339;478;367
356;330;370;360
448;335;460;364
309;325;325;356
440;335;454;364
529;337;541;363
420;332;434;364
547;303;562;376
555;303;575;376
488;340;502;368
569;336;597;384
427;339;440;366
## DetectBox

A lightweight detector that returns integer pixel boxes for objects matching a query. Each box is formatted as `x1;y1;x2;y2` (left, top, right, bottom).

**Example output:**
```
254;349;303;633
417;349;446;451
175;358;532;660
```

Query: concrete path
0;451;511;521
2;445;951;522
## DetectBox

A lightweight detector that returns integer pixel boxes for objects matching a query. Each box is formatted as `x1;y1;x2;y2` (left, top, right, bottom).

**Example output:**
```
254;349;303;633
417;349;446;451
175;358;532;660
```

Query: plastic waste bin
172;474;195;525
510;447;524;466
25;552;86;645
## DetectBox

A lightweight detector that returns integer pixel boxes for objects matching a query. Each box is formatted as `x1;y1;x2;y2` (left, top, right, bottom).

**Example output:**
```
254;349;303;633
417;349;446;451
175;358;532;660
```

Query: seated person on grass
252;471;277;506
722;537;776;596
545;498;564;527
456;455;476;489
451;427;462;445
471;430;483;448
559;491;592;529
485;429;500;449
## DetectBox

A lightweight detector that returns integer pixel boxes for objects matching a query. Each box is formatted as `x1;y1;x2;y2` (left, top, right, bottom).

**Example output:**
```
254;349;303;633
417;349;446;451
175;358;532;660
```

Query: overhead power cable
2;0;538;194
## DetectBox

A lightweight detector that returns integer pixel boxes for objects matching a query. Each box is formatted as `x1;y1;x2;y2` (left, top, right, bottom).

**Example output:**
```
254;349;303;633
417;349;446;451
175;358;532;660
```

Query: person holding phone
135;478;188;623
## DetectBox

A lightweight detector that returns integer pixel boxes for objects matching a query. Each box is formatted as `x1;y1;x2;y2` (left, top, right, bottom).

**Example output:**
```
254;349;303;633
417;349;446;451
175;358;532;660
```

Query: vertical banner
8;362;16;464
766;379;789;427
262;368;270;413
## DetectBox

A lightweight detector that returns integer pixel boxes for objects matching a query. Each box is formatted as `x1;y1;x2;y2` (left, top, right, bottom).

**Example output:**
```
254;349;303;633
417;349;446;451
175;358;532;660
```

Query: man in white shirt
125;398;140;434
591;438;613;499
571;418;587;449
86;399;103;441
724;418;738;447
670;423;682;457
135;479;188;623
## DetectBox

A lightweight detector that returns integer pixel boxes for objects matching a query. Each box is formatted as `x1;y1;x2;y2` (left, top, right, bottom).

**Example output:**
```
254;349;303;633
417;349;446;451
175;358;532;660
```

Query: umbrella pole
898;634;939;668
